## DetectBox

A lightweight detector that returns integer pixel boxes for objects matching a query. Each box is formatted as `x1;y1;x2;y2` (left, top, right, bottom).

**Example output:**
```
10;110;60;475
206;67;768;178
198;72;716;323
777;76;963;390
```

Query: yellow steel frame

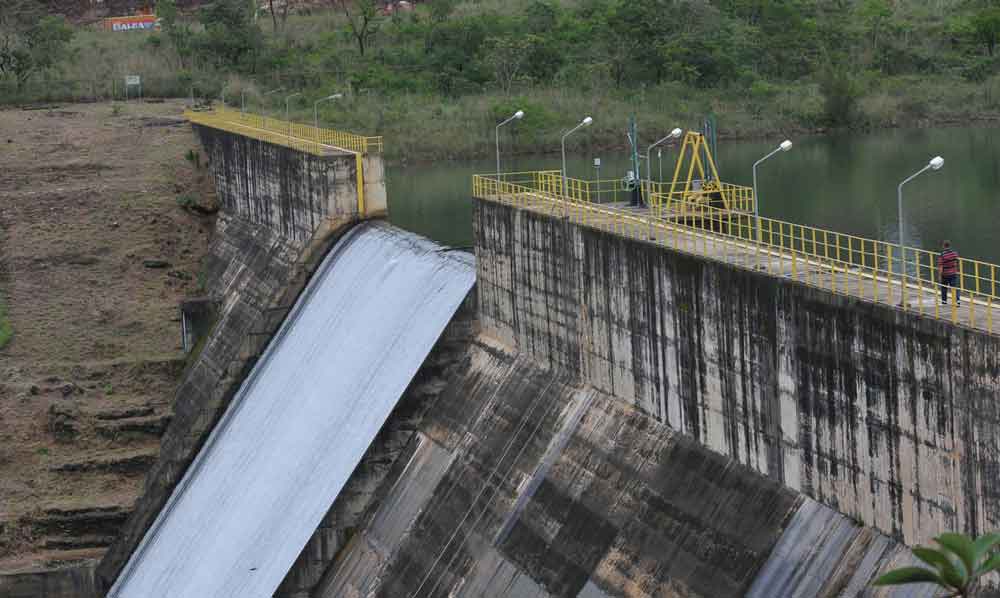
668;131;732;210
472;172;1000;335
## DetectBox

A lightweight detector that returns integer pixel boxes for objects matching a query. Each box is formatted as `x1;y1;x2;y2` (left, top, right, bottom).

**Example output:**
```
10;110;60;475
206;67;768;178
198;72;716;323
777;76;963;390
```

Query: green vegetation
0;298;11;350
874;532;1000;596
6;0;1000;158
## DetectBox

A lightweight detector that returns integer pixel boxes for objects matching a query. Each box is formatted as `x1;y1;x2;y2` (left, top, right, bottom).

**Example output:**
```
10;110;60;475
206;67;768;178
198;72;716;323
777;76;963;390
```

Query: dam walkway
474;171;1000;335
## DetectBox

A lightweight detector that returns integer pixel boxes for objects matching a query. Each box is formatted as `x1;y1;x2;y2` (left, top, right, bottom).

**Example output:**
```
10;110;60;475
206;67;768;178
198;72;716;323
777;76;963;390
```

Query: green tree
334;0;382;56
1;0;73;88
0;13;74;89
874;532;1000;596
482;36;532;95
971;7;1000;56
158;0;195;69
197;0;263;72
818;65;860;125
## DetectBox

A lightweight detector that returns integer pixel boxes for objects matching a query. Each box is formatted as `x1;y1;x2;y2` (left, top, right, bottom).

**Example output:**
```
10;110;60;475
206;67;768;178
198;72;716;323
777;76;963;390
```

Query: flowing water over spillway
106;222;475;598
389;125;1000;264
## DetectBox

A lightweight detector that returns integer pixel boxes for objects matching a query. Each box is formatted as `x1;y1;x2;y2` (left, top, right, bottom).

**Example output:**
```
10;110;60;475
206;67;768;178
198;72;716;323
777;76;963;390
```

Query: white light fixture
752;139;795;242
897;155;945;304
496;110;526;179
314;93;344;141
561;116;595;192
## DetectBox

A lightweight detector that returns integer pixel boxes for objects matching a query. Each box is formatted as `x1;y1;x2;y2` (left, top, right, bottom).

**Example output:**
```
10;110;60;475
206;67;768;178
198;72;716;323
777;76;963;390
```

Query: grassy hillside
5;0;1000;159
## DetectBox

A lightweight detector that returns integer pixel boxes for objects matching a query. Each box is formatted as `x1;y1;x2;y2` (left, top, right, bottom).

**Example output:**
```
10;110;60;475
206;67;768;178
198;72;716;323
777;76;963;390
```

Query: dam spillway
105;223;474;598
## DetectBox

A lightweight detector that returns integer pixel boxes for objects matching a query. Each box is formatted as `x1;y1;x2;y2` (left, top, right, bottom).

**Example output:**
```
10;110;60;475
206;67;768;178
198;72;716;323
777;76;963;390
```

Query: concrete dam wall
192;122;387;240
474;198;1000;547
311;336;930;598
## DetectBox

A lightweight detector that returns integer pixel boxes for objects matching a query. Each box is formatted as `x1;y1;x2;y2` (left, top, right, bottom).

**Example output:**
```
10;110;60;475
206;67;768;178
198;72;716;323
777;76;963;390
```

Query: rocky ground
0;100;215;573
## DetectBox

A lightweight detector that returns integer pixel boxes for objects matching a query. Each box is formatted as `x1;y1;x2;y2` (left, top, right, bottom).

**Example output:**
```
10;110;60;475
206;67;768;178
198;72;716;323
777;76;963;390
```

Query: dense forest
4;0;1000;158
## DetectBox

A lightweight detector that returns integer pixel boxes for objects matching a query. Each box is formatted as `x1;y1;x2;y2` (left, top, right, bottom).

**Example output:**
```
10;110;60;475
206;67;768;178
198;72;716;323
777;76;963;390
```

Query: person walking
938;240;960;305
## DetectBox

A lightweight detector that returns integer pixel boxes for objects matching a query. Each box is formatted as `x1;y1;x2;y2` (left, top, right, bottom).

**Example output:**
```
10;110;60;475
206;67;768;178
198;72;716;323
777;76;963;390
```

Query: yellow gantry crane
667;131;740;212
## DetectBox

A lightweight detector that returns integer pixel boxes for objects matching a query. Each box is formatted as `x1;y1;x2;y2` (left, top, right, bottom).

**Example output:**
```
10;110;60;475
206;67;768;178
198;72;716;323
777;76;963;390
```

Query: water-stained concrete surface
475;198;1000;546
313;337;931;597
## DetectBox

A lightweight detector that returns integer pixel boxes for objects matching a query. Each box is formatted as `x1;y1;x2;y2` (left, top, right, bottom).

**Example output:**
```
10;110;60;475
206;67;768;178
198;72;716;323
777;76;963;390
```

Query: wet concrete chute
106;223;475;598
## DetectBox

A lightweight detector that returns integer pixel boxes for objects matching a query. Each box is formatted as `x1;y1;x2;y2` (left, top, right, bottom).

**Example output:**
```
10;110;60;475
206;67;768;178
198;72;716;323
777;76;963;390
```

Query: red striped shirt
938;249;959;276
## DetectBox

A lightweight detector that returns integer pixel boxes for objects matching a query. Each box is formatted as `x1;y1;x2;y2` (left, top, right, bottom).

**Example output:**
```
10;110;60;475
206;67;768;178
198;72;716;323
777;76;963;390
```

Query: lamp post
898;155;944;304
752;139;793;242
262;87;283;121
314;93;343;142
495;109;524;180
645;127;683;208
561;116;593;195
658;148;663;182
285;92;302;136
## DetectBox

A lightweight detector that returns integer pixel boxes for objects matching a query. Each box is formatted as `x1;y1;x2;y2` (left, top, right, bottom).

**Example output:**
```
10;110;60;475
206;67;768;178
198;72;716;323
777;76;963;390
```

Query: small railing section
184;105;383;156
473;172;1000;334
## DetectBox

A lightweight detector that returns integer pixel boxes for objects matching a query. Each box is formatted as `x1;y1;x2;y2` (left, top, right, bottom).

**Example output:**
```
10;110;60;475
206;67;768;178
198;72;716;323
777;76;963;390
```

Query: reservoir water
388;125;1000;265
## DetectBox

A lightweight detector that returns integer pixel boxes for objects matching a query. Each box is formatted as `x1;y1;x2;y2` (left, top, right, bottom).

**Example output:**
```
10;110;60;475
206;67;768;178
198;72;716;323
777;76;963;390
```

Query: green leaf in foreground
912;546;966;589
938;533;978;578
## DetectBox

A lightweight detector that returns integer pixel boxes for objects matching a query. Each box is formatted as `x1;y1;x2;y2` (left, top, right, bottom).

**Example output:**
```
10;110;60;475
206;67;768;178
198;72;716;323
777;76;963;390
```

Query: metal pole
495;112;520;180
241;91;246;116
285;92;301;136
646;133;678;201
658;149;663;182
752;146;783;243
898;164;931;305
561;119;589;195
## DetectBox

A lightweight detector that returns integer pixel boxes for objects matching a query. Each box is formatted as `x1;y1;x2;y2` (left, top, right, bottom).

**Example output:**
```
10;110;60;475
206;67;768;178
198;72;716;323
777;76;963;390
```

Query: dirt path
0;100;214;573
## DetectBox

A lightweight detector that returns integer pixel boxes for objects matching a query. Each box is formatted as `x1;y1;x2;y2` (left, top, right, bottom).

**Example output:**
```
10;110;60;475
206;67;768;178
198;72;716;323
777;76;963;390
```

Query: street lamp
495;109;524;180
261;87;283;116
645;127;683;203
561;116;593;194
752;139;793;241
898;155;944;304
285;92;302;136
314;93;343;140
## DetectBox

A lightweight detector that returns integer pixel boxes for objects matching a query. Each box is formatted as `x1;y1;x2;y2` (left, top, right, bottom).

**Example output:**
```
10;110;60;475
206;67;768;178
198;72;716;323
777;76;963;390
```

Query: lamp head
514;110;524;119
780;139;793;152
670;127;683;138
329;93;343;100
582;116;593;126
929;156;944;170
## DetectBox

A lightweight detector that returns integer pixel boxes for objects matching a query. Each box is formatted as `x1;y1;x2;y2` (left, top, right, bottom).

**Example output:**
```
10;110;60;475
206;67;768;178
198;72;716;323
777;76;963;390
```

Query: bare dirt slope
0;100;214;573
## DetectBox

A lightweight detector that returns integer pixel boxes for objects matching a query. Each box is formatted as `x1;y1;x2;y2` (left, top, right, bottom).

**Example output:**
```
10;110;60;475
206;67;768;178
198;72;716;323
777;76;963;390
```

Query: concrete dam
13;108;999;597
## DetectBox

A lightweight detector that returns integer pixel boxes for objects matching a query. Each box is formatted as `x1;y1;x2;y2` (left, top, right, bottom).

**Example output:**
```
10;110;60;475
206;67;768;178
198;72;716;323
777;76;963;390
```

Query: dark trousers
941;274;959;304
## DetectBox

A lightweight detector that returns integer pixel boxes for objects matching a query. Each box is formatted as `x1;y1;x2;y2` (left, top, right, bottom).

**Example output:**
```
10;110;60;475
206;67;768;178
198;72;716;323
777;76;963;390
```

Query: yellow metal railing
473;172;1000;334
184;105;383;156
526;171;755;213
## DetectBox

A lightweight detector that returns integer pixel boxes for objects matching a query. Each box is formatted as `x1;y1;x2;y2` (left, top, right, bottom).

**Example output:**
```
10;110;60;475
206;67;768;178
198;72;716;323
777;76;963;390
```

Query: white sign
125;75;141;86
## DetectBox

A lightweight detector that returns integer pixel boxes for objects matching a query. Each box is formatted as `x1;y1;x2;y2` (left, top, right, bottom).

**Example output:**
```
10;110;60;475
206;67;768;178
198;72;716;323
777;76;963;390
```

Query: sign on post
124;75;142;102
